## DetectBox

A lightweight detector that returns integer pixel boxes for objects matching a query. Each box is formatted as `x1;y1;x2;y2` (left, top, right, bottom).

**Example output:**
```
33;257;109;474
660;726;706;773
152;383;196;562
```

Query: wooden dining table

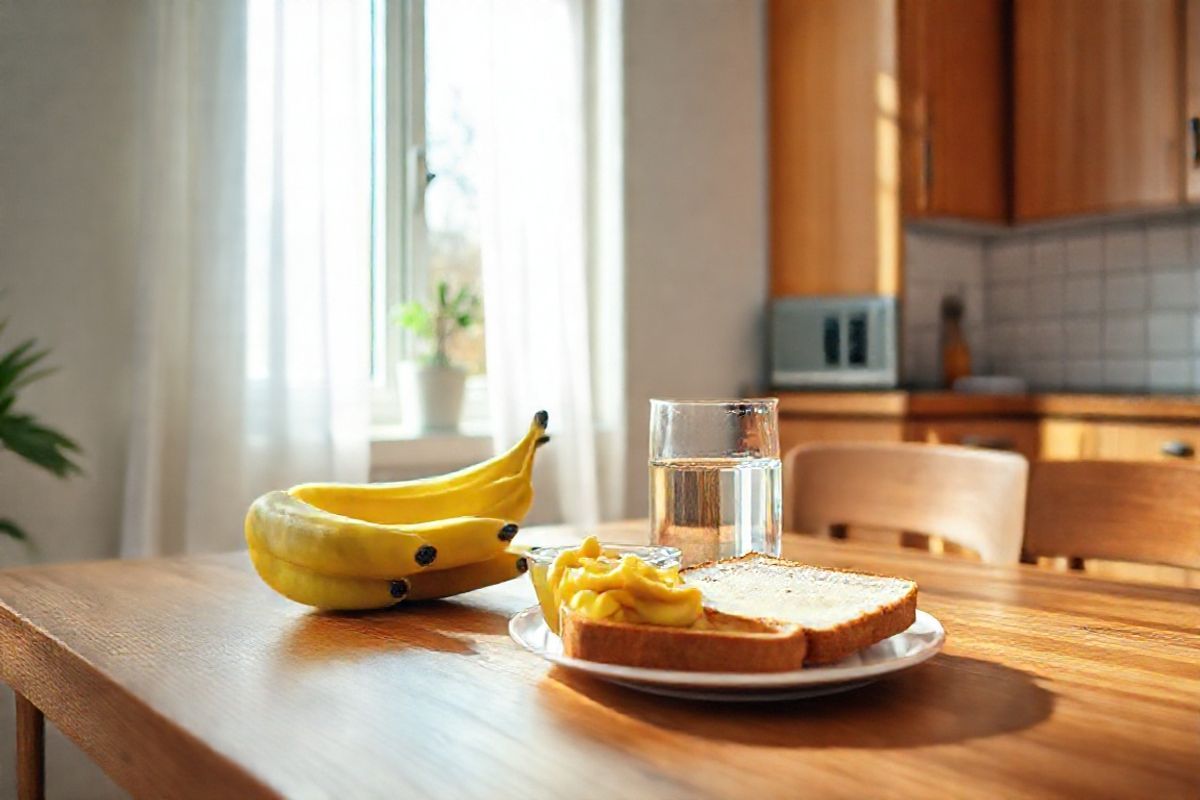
0;520;1196;799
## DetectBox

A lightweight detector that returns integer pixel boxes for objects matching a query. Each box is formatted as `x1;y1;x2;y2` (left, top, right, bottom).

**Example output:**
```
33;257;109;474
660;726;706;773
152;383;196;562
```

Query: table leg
15;692;45;800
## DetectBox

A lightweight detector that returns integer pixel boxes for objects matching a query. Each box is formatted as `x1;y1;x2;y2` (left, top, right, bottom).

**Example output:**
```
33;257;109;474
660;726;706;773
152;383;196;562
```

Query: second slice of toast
682;554;918;665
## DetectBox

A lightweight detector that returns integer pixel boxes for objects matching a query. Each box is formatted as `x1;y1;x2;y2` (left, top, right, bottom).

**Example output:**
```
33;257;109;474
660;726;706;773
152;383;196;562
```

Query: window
370;0;489;432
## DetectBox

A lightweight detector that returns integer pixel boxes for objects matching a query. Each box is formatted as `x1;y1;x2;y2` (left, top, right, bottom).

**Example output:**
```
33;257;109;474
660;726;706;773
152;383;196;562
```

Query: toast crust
560;608;808;673
683;553;919;665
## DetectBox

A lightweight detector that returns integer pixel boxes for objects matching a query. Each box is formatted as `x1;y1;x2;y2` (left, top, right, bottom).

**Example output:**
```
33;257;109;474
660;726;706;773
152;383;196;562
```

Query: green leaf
392;301;434;341
0;411;82;477
0;518;26;542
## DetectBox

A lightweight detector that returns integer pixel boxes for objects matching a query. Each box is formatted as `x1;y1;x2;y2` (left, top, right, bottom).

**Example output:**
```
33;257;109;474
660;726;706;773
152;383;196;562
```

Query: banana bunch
245;411;549;610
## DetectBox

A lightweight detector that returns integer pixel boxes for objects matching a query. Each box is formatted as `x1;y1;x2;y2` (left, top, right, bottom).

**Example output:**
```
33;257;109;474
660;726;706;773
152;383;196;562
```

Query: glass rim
649;397;778;408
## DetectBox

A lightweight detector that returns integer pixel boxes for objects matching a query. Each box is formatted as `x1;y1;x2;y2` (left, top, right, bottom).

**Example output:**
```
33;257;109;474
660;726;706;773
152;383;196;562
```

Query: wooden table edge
0;600;281;800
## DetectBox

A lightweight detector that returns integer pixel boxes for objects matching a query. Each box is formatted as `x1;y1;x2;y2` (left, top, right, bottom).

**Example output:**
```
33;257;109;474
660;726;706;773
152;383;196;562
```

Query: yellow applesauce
529;536;701;634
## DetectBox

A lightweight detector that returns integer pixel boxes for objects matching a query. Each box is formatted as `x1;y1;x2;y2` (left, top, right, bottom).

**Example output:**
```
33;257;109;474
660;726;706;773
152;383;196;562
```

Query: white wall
0;1;140;796
621;0;769;516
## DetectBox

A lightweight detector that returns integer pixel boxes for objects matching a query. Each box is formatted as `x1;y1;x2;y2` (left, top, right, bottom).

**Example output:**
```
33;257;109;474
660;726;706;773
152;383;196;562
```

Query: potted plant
0;314;82;546
393;280;481;433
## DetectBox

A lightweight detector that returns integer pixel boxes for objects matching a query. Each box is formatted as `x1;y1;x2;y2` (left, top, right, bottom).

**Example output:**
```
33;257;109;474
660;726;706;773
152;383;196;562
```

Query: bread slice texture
682;554;918;665
560;608;807;673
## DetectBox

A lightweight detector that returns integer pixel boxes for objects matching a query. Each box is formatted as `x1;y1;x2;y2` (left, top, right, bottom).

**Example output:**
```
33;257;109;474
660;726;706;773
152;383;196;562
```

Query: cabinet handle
1191;117;1200;167
1160;440;1194;458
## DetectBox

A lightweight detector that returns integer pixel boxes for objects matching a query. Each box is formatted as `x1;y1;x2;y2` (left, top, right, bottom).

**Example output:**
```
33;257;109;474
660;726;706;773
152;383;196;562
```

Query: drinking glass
649;398;782;566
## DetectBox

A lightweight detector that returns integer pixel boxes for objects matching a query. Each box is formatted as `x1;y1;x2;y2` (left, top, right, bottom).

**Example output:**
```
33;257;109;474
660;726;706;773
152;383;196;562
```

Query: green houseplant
392;281;481;432
0;316;82;544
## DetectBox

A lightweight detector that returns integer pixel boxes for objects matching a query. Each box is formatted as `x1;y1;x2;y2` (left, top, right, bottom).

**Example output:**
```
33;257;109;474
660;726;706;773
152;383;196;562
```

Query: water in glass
650;455;782;566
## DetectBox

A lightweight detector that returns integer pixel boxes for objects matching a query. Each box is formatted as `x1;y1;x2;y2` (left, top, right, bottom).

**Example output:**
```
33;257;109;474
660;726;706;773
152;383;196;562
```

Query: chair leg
15;693;45;800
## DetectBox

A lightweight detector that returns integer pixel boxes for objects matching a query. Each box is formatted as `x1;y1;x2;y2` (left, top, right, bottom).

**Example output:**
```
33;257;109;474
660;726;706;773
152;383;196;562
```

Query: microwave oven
770;296;899;388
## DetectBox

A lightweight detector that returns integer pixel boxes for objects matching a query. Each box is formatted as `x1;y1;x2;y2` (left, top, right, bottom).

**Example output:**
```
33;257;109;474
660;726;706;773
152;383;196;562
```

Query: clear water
649;457;782;566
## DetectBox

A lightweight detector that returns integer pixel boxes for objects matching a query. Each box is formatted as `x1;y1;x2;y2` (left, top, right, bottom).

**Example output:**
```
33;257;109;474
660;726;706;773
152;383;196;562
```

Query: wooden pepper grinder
941;293;971;388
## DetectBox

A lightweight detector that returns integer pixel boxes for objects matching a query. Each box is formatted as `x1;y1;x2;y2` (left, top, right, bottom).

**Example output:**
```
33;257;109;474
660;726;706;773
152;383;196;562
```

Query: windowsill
370;424;493;474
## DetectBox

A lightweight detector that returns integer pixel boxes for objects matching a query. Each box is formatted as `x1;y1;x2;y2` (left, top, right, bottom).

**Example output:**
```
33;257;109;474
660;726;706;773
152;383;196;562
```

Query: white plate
509;606;945;702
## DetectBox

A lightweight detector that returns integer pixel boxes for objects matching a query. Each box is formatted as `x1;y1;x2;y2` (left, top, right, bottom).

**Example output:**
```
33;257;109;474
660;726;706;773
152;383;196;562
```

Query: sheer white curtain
121;0;372;556
479;0;610;530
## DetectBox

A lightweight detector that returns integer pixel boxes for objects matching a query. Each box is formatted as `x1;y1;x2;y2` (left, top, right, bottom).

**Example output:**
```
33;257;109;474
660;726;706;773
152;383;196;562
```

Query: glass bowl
525;543;682;634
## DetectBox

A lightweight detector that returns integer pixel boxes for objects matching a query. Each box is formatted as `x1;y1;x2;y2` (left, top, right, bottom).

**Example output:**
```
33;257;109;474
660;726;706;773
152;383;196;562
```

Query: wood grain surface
1026;460;1200;569
776;390;1200;421
768;0;900;297
15;693;43;800
0;522;1197;799
1014;0;1184;219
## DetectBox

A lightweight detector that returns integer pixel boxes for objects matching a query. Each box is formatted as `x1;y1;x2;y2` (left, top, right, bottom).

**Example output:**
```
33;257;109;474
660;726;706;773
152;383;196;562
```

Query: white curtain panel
479;0;603;530
121;0;372;556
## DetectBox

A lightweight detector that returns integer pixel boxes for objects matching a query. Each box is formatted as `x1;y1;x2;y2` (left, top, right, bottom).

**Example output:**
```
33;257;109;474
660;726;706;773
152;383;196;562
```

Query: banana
248;546;406;610
290;410;548;509
246;490;520;578
290;433;538;526
404;550;529;601
247;546;529;610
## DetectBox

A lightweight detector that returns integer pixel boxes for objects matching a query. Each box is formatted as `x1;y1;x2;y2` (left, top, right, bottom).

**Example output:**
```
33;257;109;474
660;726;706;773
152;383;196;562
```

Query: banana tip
534;410;549;428
516;556;529;574
389;579;409;600
536;435;550;447
499;523;519;542
415;544;438;566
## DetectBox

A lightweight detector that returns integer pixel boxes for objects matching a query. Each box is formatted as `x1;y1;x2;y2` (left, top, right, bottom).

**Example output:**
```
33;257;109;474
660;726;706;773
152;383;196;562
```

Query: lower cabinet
905;419;1040;460
1084;421;1200;462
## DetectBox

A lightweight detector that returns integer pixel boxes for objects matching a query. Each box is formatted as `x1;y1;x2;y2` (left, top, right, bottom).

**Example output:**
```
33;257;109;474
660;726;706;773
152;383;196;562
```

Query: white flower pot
398;361;467;433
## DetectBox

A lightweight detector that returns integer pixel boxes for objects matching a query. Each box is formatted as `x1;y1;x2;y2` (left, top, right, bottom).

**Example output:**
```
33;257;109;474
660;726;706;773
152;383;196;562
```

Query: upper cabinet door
769;0;900;297
1014;0;1183;221
900;0;1009;223
1187;0;1200;203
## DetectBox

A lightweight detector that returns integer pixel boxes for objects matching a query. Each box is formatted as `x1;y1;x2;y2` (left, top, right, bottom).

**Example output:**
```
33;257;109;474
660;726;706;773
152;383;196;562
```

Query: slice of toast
682;554;918;665
560;607;807;673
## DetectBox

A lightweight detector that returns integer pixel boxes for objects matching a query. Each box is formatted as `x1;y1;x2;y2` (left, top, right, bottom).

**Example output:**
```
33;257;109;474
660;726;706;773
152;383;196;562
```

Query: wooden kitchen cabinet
1013;0;1185;220
768;0;900;296
1084;421;1200;462
1187;0;1200;203
906;418;1039;460
900;0;1009;222
778;418;905;464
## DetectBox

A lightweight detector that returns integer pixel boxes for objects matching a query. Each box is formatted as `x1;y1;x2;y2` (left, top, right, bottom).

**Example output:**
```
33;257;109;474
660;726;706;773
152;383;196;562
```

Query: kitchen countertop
775;390;1200;421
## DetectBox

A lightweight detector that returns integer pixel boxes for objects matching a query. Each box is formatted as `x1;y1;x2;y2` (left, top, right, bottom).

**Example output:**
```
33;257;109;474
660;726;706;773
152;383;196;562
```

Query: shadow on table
276;599;511;663
544;654;1054;749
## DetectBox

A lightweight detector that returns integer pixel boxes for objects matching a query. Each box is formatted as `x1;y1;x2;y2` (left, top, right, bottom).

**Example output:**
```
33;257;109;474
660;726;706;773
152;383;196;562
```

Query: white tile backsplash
1065;359;1103;390
1103;359;1147;391
1064;275;1102;315
1147;312;1191;356
1149;270;1194;310
1030;276;1065;318
906;213;1200;393
1032;237;1066;274
1063;319;1102;358
1147;221;1191;268
1065;232;1105;274
1148;358;1192;392
1104;273;1148;312
1103;225;1146;271
1103;316;1146;356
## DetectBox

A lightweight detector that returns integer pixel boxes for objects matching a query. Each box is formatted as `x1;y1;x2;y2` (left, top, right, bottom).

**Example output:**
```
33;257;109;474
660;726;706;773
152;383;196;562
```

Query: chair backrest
1025;460;1200;570
784;442;1028;564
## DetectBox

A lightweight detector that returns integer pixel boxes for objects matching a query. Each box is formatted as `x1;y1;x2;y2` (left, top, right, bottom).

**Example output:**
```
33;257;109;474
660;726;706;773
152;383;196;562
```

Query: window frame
370;0;491;435
370;0;427;426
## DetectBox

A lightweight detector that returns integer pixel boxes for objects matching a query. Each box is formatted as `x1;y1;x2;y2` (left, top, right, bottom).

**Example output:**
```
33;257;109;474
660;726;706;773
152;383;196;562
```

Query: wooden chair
784;442;1028;564
1025;460;1200;570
